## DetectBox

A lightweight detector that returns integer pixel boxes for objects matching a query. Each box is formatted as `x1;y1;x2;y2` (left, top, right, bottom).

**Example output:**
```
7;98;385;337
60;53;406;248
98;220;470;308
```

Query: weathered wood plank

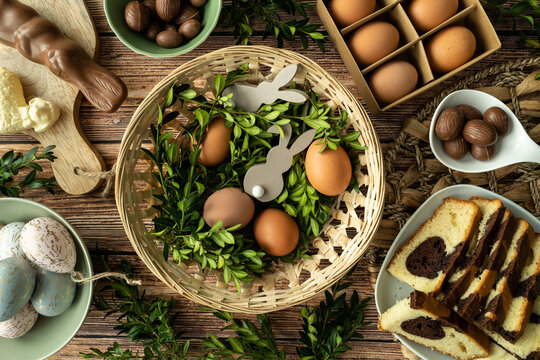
0;0;534;358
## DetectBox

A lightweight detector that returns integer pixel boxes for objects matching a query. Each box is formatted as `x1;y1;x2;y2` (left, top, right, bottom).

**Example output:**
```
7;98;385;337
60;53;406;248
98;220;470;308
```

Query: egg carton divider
317;0;500;114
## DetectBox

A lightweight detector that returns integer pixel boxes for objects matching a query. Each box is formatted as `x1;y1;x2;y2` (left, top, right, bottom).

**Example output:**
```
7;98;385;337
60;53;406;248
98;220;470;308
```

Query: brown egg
408;0;459;32
254;208;299;257
426;26;476;73
203;188;255;230
305;141;352;196
369;60;418;105
348;22;399;67
193;117;233;166
328;0;376;27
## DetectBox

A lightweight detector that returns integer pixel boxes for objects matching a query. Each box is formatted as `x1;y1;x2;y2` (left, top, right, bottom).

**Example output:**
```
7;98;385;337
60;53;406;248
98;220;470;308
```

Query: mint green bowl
0;198;93;360
104;0;222;57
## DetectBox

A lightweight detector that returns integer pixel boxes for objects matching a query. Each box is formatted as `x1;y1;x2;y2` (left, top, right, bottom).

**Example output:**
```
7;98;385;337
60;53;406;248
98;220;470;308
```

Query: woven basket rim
115;45;385;313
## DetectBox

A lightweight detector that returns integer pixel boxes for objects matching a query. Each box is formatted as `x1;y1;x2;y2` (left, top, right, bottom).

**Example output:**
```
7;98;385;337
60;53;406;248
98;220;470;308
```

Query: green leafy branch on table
145;63;365;292
220;0;327;51
481;0;540;53
0;145;56;197
80;258;371;360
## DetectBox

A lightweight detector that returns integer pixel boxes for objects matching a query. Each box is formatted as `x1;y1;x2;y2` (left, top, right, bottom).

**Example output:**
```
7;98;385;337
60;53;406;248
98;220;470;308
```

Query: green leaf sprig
80;258;190;360
220;0;327;51
82;258;370;360
202;267;370;360
0;146;56;197
146;64;366;292
482;0;540;53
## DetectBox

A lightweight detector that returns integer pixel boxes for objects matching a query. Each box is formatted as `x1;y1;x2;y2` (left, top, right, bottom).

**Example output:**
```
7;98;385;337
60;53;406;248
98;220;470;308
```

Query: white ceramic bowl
375;184;540;360
429;89;540;173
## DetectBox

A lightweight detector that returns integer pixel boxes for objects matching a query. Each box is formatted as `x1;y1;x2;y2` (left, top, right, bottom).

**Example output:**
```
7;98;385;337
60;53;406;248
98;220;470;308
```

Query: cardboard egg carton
317;0;501;115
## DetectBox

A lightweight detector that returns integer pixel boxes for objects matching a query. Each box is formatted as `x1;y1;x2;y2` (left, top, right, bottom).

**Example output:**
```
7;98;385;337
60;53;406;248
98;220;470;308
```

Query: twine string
74;162;117;197
70;270;142;286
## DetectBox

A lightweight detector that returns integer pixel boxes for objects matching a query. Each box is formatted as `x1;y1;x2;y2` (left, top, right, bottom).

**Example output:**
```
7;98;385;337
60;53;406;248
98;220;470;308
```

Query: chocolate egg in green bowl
0;198;93;360
104;0;222;57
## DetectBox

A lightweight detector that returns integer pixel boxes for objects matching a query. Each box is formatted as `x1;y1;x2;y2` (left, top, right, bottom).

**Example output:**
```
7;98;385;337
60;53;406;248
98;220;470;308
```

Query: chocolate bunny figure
224;64;309;112
244;123;316;202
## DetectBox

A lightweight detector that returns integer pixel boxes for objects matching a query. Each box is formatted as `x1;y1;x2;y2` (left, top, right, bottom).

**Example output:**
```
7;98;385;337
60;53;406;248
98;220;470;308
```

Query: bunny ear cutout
271;64;300;88
289;129;316;156
277;89;309;104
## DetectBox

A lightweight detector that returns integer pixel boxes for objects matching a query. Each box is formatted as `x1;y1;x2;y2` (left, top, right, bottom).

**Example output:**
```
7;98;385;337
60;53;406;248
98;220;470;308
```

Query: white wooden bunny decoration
224;64;309;112
244;123;316;202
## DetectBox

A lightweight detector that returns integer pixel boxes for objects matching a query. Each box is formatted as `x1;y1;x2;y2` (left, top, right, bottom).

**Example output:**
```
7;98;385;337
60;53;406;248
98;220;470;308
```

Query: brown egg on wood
408;0;459;32
348;22;400;67
369;60;418;105
305;141;352;196
426;26;476;73
254;208;299;256
192;117;233;166
328;0;376;27
203;188;255;230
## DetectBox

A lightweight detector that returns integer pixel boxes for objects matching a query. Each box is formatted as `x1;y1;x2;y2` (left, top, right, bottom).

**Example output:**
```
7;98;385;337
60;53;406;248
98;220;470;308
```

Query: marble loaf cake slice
476;342;518;360
387;197;481;294
455;209;517;321
379;290;490;360
442;197;505;308
477;219;533;332
496;232;540;343
480;296;540;360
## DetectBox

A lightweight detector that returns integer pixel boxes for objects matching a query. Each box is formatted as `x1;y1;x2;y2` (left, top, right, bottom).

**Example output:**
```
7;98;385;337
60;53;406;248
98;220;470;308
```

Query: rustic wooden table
3;1;534;359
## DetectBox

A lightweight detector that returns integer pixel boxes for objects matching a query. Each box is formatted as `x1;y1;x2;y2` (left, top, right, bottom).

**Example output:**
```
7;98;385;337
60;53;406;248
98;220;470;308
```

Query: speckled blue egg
31;268;76;317
0;222;25;261
0;256;36;321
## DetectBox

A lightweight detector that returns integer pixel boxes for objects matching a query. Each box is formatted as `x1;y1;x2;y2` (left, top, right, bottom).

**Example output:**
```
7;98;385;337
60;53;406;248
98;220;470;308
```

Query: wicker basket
115;46;385;313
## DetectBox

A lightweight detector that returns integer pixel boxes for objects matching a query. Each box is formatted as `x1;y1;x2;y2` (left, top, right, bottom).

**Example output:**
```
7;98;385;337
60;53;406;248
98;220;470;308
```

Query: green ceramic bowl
104;0;222;57
0;198;93;360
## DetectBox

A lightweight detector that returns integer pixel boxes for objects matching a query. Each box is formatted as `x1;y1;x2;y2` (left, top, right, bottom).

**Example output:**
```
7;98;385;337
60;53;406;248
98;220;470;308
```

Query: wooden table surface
3;1;535;359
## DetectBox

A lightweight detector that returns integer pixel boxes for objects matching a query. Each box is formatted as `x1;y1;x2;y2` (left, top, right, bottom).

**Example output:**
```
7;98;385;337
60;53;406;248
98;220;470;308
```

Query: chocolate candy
179;19;200;40
0;0;127;113
124;0;203;49
156;30;183;48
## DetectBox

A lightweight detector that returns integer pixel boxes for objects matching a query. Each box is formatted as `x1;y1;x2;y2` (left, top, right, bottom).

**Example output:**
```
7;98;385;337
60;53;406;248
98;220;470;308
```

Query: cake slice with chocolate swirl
387;197;481;294
479;296;540;360
477;219;533;331
442;197;505;308
454;210;517;321
379;291;490;360
495;233;540;343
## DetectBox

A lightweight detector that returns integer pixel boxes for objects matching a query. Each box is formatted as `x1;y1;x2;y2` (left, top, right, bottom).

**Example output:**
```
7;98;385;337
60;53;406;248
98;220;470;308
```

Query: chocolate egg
408;0;459;32
179;19;201;39
305;141;352;196
31;268;76;317
0;222;25;261
20;217;76;273
348;22;399;67
203;188;255;230
0;302;38;339
426;26;476;73
328;0;376;27
369;60;418;105
0;256;35;322
254;208;299;256
194;117;233;166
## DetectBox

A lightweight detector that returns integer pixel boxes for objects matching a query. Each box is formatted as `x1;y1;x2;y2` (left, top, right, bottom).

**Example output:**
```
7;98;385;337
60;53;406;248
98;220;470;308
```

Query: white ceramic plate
375;184;540;360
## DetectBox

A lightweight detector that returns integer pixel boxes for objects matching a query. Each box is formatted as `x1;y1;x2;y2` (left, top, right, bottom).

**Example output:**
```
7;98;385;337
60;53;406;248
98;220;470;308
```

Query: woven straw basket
116;46;384;313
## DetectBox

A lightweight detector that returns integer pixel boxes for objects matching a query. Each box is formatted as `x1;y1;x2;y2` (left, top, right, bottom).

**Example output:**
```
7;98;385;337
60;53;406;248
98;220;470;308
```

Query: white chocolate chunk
0;66;59;134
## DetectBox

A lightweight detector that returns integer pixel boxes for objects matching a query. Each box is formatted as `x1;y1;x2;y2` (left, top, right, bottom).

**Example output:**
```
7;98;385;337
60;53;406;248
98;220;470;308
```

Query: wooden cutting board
0;0;106;195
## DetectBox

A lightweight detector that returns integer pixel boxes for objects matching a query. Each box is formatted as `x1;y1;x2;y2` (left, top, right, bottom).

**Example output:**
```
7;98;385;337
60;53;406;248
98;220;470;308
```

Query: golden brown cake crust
388;197;481;294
